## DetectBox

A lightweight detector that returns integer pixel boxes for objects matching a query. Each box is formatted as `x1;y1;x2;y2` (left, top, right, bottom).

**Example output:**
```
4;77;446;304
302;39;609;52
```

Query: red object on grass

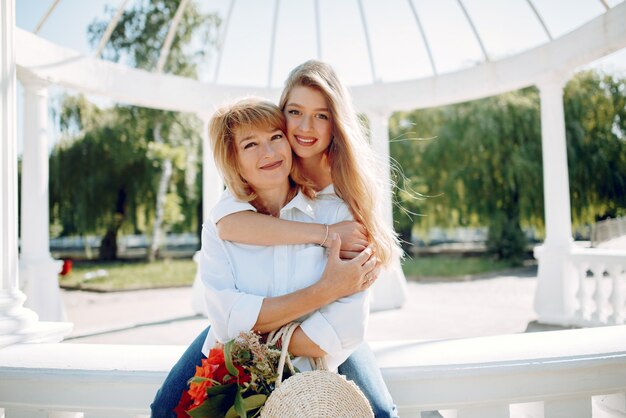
60;259;73;276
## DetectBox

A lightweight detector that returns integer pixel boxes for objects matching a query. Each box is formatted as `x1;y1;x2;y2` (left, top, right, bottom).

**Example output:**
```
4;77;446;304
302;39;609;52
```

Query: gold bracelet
319;224;330;247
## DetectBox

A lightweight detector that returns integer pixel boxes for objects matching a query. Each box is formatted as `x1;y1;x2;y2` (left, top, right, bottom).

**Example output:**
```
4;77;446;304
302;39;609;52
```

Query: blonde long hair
209;97;314;208
279;60;401;265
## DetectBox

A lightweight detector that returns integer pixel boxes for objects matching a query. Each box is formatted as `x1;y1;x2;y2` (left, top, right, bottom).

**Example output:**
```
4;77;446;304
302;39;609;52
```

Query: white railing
1;326;625;418
570;248;626;327
592;217;626;246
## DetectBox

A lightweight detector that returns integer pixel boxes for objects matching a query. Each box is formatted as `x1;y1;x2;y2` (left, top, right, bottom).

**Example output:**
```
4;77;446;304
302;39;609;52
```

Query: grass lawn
59;258;197;291
58;255;523;292
401;255;521;281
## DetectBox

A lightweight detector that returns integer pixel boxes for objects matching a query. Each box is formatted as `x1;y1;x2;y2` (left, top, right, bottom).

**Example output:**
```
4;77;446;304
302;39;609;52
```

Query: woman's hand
326;221;369;259
318;234;378;300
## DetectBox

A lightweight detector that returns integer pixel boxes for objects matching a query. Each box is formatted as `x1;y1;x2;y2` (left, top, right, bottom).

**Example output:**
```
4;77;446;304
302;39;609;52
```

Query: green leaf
206;382;238;397
225;394;267;418
233;384;246;417
223;340;239;378
188;384;238;418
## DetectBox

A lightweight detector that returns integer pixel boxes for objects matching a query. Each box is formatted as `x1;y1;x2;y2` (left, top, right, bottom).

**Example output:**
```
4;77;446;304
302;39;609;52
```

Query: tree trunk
149;122;173;261
487;192;526;264
99;227;119;261
99;188;126;260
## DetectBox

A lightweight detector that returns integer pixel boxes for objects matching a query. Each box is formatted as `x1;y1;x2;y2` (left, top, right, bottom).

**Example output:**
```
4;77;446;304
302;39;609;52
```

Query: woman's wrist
319;224;330;247
310;277;338;306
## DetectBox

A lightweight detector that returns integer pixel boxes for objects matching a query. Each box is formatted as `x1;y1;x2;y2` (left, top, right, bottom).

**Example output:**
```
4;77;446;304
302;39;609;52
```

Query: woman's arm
200;224;377;344
251;234;377;334
217;211;368;256
289;327;327;357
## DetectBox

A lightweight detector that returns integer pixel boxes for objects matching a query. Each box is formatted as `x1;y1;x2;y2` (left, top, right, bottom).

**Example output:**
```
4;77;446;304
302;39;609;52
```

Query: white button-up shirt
200;186;369;371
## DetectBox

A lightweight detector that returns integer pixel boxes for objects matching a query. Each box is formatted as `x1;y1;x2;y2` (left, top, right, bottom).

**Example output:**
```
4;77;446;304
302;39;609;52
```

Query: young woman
215;60;400;267
210;60;401;417
151;98;379;417
152;61;401;418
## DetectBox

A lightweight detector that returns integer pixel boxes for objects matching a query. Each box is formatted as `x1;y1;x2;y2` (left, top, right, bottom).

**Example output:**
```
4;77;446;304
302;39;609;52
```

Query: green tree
56;0;220;259
50;97;156;260
564;70;626;223
391;70;626;263
92;0;218;260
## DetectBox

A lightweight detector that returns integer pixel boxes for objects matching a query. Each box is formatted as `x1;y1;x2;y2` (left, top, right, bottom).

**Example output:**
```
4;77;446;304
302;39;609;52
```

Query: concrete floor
61;266;541;346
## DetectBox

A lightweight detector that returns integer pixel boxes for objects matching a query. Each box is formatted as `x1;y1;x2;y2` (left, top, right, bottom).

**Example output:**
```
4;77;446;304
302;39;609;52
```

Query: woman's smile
235;126;292;191
284;86;333;160
259;160;284;170
294;135;319;147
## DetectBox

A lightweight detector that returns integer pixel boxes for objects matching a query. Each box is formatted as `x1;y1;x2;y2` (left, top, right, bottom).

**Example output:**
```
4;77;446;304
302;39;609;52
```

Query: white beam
16;29;278;113
352;1;626;112
19;74;66;322
407;0;437;75
213;0;236;83
533;72;577;326
366;110;407;311
191;114;225;316
95;0;132;58
267;0;281;87
456;0;489;62
314;0;322;60
156;0;191;74
356;0;377;82
526;0;553;41
1;0;25;305
15;2;626;113
0;0;72;348
34;0;61;34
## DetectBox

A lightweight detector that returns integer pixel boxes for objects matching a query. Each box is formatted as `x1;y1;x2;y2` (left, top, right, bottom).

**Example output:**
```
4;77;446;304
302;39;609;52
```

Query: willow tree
50;96;156;260
88;0;220;260
564;70;626;224
391;70;626;263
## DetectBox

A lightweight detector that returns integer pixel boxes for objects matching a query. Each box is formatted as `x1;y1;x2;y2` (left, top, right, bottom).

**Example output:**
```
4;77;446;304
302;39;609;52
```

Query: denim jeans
150;326;398;418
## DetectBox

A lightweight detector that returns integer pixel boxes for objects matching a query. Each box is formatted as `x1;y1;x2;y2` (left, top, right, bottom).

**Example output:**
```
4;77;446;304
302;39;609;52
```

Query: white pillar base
0;289;38;334
0;289;72;348
533;244;577;325
20;257;67;322
370;258;408;312
0;320;73;349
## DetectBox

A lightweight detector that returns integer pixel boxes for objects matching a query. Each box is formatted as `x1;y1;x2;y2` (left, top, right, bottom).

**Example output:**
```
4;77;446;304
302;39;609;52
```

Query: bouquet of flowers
175;331;295;418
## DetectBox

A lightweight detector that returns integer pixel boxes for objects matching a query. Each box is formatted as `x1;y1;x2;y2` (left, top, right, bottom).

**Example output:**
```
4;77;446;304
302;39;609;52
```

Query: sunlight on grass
59;259;196;291
58;255;521;291
402;256;519;281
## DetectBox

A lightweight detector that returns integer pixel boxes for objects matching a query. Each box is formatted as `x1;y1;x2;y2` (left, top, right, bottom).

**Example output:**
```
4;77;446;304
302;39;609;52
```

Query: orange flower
187;349;224;406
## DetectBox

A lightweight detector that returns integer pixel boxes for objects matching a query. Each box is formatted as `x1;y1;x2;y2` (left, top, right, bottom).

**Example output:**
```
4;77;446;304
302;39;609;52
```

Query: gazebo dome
16;0;626;113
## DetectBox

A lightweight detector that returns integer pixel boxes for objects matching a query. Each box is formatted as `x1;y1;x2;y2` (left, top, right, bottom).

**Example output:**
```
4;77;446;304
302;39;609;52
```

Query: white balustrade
1;326;625;417
570;248;626;327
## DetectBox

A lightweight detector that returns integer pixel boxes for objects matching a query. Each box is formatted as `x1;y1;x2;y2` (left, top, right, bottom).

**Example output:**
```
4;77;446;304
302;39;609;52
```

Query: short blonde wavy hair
209;97;314;204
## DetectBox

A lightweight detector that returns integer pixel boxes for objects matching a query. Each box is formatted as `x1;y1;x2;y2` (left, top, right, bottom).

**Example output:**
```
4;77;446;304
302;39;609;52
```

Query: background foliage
49;0;219;260
391;70;626;263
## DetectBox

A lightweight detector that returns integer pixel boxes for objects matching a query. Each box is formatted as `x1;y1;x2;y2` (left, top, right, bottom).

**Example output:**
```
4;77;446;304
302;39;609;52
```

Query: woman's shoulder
311;185;352;223
210;188;257;224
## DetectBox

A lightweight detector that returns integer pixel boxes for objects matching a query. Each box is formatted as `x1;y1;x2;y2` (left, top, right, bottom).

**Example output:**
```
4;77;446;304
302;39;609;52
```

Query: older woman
151;97;376;417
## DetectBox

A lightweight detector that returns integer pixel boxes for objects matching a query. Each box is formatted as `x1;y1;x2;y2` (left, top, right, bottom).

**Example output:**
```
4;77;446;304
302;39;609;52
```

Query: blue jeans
150;326;398;418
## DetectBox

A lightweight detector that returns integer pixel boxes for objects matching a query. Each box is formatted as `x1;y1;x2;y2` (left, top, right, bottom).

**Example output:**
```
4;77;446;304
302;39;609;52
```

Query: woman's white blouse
200;187;369;371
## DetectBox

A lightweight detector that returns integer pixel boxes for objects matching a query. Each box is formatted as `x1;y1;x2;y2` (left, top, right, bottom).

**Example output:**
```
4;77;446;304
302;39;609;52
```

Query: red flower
174;389;193;418
184;344;253;413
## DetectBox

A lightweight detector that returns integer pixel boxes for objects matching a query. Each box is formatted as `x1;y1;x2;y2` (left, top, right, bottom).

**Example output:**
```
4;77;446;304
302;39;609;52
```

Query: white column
191;114;224;315
0;0;71;347
533;73;577;326
366;110;407;311
19;73;66;321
